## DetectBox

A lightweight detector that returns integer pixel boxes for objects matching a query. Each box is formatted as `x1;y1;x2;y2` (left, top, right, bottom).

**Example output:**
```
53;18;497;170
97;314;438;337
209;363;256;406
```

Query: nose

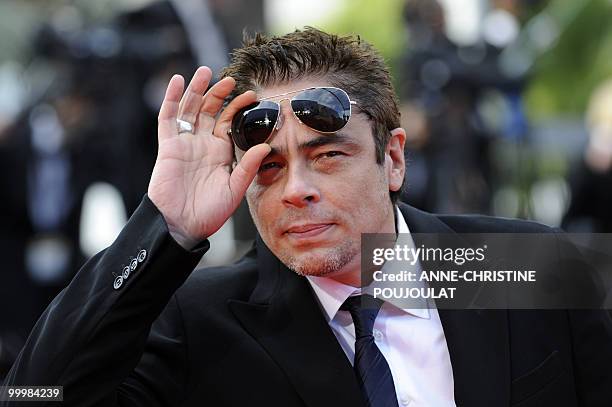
275;102;321;207
281;164;321;207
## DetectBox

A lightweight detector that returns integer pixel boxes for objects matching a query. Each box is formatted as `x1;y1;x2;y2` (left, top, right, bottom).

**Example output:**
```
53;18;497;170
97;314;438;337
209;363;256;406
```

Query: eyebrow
268;133;360;156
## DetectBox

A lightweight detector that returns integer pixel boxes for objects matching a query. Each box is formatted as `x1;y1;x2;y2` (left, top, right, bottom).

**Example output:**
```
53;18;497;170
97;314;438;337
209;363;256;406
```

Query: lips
284;223;334;239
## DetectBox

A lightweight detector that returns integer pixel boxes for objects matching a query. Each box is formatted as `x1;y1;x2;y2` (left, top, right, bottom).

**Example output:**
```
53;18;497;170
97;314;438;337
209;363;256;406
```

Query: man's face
241;77;405;284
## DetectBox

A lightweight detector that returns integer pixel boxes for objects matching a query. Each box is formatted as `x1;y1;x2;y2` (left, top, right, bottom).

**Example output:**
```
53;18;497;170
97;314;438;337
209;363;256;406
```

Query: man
2;28;612;407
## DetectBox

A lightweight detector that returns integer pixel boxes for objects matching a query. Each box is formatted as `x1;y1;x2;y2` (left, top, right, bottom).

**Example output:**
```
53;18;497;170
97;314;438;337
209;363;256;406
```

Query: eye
259;161;282;172
319;151;344;159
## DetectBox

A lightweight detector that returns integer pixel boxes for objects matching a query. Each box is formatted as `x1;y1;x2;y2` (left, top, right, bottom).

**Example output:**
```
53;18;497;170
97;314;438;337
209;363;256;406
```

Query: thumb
228;143;272;204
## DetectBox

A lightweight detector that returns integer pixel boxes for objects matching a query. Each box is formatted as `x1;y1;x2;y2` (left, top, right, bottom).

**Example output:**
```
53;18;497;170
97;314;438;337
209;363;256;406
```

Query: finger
201;76;236;116
197;77;236;134
213;90;258;141
229;143;272;204
158;74;185;141
177;66;212;126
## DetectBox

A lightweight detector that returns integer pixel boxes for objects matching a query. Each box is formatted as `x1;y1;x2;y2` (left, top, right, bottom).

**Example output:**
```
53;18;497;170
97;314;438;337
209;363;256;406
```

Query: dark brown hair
221;27;403;202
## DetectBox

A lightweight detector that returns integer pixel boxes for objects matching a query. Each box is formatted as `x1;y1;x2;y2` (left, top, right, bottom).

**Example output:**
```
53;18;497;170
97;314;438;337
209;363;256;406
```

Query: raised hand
147;66;271;247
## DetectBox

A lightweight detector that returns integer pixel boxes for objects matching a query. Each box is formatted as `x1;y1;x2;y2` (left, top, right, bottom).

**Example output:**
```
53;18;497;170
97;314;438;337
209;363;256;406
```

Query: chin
278;240;358;278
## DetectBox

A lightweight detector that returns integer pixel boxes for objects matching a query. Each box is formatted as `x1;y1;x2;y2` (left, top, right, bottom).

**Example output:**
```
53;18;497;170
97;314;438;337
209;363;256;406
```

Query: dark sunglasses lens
231;101;279;150
291;88;351;133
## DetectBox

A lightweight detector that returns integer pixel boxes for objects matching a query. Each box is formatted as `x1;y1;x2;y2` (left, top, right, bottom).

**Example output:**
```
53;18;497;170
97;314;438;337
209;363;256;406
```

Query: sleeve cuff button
113;275;124;290
122;266;130;279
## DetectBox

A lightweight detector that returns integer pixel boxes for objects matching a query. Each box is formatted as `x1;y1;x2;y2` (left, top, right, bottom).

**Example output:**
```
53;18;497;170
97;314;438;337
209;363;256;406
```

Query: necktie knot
340;295;384;339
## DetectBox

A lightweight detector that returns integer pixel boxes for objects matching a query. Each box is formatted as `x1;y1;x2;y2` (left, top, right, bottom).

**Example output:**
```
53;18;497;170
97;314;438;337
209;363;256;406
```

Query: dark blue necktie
341;295;400;407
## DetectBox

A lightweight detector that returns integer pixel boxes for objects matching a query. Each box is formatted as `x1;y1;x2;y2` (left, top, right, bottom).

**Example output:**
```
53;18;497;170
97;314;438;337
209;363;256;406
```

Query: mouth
284;223;335;239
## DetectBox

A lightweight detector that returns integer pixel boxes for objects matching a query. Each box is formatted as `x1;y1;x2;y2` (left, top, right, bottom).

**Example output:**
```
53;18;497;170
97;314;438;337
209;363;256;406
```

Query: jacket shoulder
398;202;558;234
436;213;557;234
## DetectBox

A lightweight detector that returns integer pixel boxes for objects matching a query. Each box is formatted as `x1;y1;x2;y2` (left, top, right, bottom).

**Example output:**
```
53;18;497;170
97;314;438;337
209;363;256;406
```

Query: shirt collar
306;206;430;321
307;275;358;322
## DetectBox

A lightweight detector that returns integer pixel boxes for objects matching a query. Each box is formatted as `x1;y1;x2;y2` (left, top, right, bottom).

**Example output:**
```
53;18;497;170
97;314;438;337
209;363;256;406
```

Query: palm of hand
148;67;270;244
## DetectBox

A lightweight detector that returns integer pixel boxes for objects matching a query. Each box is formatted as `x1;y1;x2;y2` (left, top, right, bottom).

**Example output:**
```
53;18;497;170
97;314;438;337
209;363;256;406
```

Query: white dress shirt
306;207;456;406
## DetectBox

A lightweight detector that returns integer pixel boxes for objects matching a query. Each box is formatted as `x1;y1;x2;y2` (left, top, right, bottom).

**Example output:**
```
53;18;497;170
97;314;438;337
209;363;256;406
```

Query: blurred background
1;0;611;379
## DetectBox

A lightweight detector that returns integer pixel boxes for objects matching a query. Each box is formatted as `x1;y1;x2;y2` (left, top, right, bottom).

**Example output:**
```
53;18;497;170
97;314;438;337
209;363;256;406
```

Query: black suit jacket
3;196;612;406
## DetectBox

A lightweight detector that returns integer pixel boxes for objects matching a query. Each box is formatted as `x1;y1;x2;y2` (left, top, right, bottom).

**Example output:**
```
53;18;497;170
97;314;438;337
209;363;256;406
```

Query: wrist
146;193;204;250
167;224;202;250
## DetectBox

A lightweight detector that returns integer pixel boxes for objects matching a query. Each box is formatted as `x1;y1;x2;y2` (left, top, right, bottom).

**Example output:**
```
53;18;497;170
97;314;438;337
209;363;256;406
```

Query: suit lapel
399;203;511;407
228;236;364;407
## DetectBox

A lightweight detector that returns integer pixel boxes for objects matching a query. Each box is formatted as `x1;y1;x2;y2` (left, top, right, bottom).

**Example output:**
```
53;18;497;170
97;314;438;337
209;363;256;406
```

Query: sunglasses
228;86;357;151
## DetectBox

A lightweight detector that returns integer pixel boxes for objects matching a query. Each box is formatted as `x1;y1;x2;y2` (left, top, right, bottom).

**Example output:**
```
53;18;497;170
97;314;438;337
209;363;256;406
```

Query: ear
385;128;406;193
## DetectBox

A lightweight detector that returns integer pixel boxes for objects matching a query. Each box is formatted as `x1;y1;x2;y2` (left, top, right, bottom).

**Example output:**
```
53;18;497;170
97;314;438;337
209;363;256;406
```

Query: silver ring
177;119;194;134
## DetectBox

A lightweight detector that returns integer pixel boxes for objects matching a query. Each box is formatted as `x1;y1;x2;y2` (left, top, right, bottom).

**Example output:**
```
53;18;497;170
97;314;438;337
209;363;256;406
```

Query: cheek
246;186;276;233
246;180;264;200
246;179;273;215
328;170;387;218
245;190;261;229
351;163;387;192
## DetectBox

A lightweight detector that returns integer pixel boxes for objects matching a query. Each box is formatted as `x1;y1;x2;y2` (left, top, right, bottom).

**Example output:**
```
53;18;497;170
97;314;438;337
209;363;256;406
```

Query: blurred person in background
399;0;526;214
109;0;201;214
0;24;109;371
0;0;240;381
563;78;612;232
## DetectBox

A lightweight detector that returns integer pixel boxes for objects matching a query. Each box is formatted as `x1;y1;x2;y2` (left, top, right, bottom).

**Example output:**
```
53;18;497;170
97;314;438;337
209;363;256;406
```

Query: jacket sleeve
1;195;208;406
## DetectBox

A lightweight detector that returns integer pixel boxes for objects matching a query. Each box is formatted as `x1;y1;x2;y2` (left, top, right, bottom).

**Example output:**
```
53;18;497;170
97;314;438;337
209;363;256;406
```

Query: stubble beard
279;238;359;278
